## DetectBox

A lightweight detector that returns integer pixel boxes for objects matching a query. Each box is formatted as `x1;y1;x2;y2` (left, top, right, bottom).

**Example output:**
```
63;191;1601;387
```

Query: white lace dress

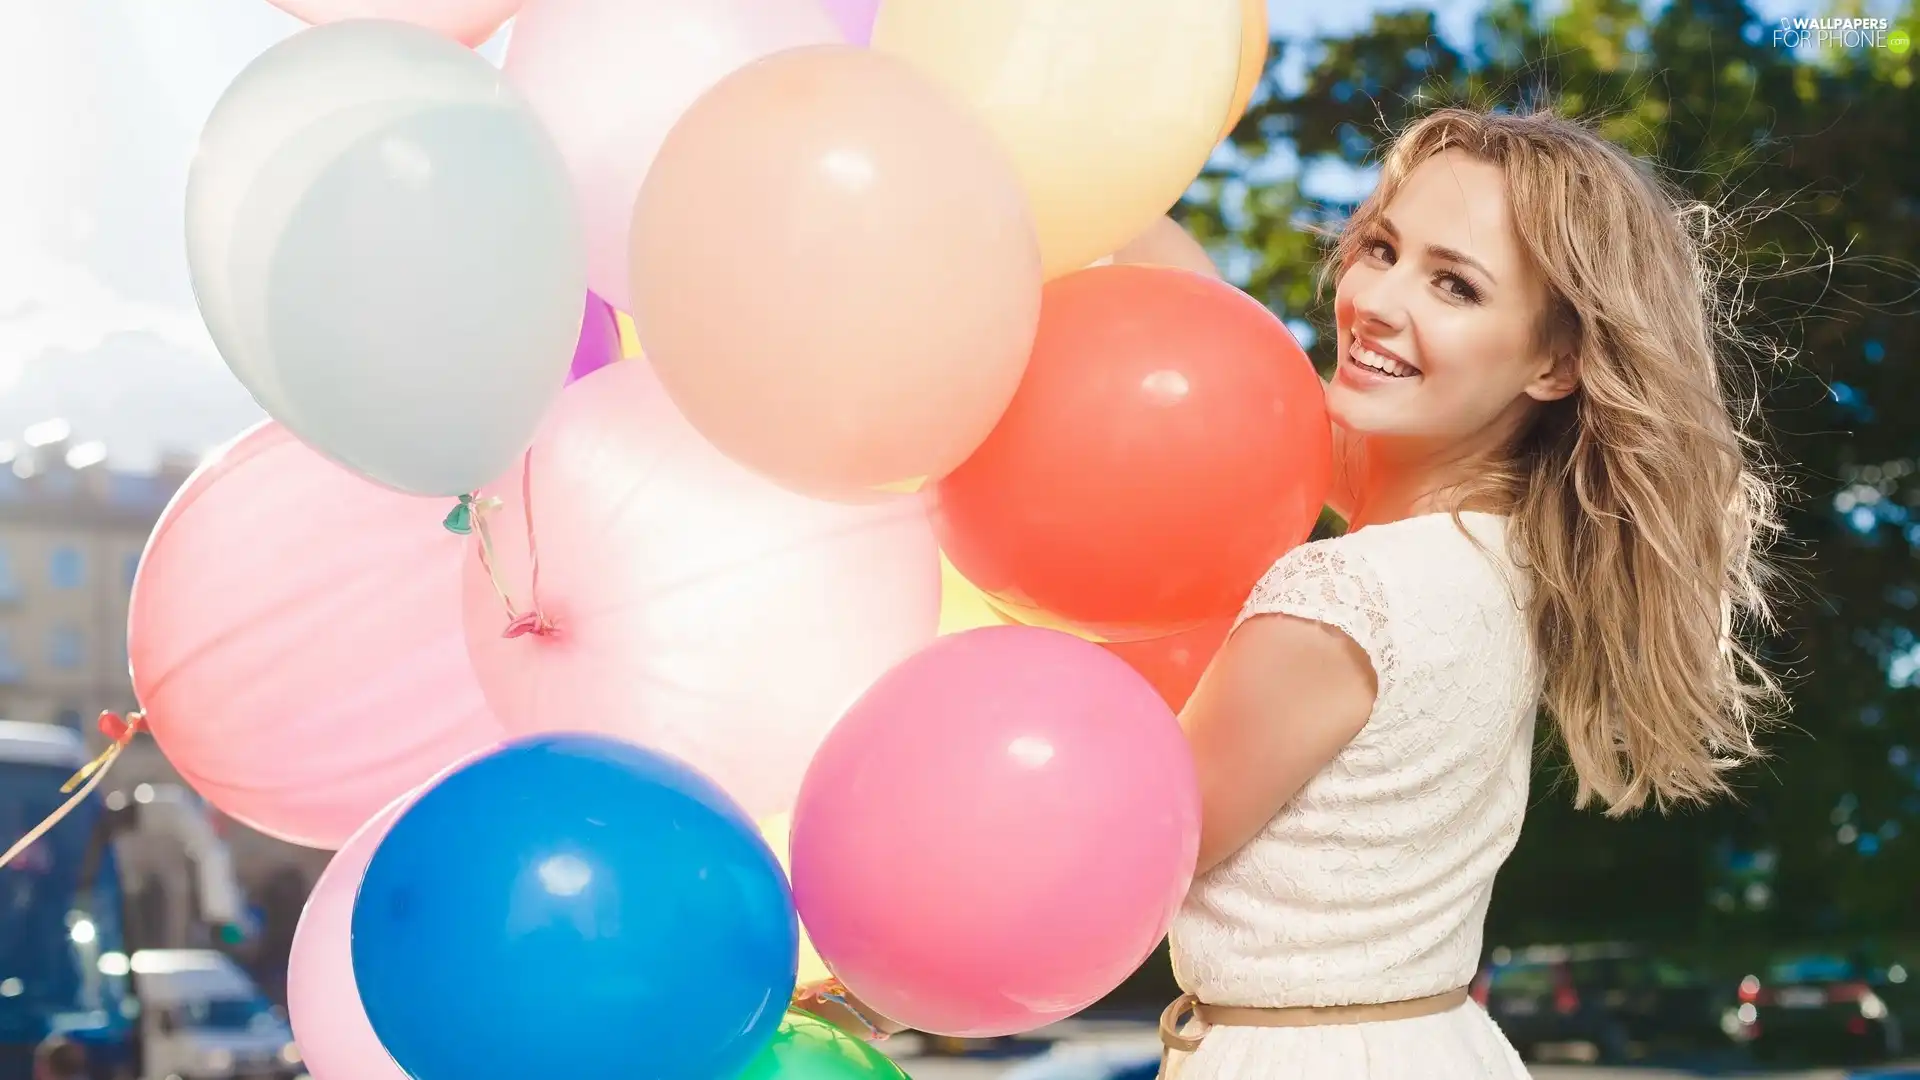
1167;512;1539;1079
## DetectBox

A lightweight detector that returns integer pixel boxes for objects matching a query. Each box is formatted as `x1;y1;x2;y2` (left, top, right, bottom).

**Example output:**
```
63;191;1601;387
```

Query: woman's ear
1525;351;1579;403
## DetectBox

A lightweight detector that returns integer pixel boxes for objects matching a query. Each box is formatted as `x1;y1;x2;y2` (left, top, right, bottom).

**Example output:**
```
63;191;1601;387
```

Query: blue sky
0;0;1901;470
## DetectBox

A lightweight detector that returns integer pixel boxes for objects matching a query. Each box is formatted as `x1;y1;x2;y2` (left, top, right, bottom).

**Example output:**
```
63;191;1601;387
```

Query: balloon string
472;449;553;639
472;497;517;618
522;449;547;620
793;979;890;1042
0;712;144;872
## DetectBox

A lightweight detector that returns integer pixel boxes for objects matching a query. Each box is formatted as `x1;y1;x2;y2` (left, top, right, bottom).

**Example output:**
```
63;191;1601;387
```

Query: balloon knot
443;494;477;535
502;612;557;639
97;710;146;746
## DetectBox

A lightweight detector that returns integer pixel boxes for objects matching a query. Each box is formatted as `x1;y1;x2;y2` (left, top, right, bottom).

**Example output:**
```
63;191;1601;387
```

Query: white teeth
1349;341;1417;378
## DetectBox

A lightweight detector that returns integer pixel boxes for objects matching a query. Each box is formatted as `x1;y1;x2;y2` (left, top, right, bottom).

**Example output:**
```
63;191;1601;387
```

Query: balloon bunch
129;0;1334;1077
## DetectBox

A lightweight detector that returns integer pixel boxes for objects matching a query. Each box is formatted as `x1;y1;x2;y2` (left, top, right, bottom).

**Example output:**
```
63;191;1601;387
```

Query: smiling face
1330;148;1574;454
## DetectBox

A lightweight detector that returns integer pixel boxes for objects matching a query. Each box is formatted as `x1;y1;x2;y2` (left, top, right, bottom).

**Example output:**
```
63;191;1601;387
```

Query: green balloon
737;1011;912;1079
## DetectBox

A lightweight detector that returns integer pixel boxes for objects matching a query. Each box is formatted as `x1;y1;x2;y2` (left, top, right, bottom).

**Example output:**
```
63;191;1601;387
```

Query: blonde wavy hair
1330;106;1786;815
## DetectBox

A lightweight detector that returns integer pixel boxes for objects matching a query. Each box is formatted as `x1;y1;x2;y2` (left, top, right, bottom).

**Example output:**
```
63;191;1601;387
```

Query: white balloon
186;20;585;496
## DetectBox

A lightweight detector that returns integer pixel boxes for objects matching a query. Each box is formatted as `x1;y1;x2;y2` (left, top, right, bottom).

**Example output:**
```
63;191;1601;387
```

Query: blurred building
0;420;326;981
0;420;169;733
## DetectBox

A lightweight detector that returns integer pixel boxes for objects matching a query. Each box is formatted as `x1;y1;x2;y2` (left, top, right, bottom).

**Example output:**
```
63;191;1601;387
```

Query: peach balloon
460;362;942;817
1223;0;1271;138
504;0;839;307
872;0;1242;277
264;0;520;46
1110;216;1222;279
630;45;1042;499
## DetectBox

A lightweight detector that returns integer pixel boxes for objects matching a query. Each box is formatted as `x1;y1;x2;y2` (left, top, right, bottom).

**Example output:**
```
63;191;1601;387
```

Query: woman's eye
1365;239;1394;262
1438;273;1483;303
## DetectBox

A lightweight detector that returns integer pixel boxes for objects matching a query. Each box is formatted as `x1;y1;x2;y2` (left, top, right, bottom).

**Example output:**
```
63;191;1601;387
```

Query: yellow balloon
938;554;1006;634
936;555;1113;643
758;813;833;986
1221;0;1270;139
873;476;927;496
615;310;642;359
873;0;1242;279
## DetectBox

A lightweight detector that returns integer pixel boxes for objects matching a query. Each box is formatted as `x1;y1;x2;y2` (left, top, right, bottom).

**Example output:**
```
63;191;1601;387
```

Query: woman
809;104;1782;1078
1159;106;1780;1076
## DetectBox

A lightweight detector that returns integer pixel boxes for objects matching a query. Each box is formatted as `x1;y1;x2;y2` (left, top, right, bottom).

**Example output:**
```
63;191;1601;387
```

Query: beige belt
1157;987;1471;1075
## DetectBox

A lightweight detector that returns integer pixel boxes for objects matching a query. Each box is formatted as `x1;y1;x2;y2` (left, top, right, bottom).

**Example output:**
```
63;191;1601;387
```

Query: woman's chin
1326;383;1395;438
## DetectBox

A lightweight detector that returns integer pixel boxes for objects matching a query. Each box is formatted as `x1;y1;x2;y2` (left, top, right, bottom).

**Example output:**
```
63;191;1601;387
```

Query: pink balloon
287;740;500;1079
791;626;1200;1037
287;798;408;1080
460;361;941;817
819;0;880;44
503;0;839;307
129;424;505;849
264;0;521;46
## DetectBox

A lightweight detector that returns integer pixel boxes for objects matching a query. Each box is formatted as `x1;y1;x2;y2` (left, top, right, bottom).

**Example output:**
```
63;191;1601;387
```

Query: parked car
1477;943;1723;1064
1001;1044;1160;1080
131;949;305;1080
1722;955;1902;1066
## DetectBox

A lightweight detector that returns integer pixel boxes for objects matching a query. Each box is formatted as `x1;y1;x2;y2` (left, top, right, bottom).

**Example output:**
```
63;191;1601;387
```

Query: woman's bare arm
1179;610;1376;874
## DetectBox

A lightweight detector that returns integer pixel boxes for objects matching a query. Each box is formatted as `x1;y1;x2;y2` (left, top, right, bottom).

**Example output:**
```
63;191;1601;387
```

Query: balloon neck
443;495;481;535
502;611;558;639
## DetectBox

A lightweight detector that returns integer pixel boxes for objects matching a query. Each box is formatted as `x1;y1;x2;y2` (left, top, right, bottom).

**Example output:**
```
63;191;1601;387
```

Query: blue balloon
350;734;798;1080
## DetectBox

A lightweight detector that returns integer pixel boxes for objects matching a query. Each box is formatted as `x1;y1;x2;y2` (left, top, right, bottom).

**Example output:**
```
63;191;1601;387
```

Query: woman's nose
1350;269;1411;333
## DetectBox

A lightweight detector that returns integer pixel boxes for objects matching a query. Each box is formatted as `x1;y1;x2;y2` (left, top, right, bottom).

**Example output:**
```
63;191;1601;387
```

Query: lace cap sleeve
1235;541;1394;687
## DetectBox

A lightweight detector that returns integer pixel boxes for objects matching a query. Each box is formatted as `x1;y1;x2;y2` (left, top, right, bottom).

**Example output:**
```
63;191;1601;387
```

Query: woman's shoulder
1241;512;1522;635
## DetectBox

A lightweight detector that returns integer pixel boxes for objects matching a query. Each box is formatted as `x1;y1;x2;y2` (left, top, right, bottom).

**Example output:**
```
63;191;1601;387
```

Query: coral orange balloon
1102;618;1232;713
932;265;1331;640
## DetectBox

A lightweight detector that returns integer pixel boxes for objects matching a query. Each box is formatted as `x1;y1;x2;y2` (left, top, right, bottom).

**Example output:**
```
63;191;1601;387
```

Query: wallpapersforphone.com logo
1774;16;1911;52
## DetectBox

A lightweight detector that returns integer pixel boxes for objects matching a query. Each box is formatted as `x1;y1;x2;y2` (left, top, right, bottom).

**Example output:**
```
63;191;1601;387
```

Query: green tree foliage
1182;0;1919;945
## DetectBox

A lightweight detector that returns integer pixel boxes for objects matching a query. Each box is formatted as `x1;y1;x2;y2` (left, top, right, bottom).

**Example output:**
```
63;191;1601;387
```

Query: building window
0;629;21;684
0;544;18;602
54;707;83;732
49;625;84;669
122;552;142;589
49;546;85;589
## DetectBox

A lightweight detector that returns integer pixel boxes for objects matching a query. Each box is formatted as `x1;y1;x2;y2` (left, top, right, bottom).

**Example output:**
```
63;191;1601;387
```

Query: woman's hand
792;981;909;1041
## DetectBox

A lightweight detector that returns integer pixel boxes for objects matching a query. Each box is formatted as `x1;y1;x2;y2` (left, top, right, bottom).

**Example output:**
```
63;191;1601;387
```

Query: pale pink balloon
460;361;941;817
287;742;501;1079
264;0;521;47
629;45;1042;498
129;424;505;849
503;0;839;307
790;627;1201;1037
287;798;408;1080
1110;215;1223;278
